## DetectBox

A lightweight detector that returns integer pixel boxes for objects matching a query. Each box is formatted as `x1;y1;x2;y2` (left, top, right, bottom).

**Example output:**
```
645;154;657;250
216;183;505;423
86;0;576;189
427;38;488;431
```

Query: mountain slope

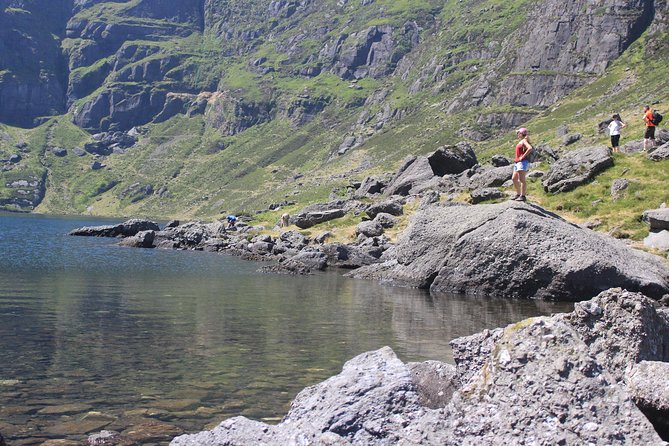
0;0;667;233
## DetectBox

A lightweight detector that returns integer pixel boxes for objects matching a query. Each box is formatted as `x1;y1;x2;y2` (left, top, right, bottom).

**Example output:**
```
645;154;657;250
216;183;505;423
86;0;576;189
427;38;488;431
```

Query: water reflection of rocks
354;281;572;362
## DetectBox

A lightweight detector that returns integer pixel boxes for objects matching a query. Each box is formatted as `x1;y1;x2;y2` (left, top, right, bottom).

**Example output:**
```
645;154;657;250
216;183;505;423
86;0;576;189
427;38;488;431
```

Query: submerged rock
170;289;668;446
349;201;669;300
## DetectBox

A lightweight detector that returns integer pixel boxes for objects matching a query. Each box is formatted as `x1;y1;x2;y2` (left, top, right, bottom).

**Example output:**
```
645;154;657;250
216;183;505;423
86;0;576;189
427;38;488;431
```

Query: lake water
0;212;573;445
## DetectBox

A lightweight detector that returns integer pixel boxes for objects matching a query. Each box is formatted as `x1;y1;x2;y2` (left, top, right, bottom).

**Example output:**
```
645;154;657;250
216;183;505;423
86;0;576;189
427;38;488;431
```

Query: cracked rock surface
171;289;668;446
349;201;669;300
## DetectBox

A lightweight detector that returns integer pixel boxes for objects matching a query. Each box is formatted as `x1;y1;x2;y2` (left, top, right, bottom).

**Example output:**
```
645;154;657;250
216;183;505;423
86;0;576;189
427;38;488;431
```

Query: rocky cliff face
447;0;661;122
0;1;72;127
0;0;663;132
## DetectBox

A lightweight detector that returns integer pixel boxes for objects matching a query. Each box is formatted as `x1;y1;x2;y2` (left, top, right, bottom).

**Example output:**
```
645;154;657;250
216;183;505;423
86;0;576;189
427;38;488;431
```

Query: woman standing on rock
511;127;533;202
608;113;626;152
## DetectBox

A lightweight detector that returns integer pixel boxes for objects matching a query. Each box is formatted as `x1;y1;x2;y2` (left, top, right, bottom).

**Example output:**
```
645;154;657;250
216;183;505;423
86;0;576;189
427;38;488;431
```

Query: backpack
526;146;540;163
652;111;663;126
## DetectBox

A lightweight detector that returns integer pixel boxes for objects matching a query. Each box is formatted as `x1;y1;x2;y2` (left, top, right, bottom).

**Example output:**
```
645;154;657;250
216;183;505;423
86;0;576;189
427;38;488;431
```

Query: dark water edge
0;212;573;445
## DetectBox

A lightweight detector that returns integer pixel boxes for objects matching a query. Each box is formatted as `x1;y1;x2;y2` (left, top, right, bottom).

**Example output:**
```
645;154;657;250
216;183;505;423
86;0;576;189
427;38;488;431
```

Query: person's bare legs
518;170;527;197
512;171;521;197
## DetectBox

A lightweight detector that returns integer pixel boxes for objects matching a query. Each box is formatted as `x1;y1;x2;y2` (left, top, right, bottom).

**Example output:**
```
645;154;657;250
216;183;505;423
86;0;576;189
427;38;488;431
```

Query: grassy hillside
0;0;667;248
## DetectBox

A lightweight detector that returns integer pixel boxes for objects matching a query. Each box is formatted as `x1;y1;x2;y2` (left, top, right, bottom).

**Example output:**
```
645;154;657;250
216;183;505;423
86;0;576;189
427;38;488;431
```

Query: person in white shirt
608;113;626;153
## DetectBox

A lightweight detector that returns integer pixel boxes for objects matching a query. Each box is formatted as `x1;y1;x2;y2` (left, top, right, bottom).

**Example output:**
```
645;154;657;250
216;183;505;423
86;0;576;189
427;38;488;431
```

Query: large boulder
293;209;346;229
411;290;666;446
542;146;613;193
349;202;669;300
365;199;403;219
644;230;669;252
69;219;160;237
490;155;511;167
427;142;478;176
463;165;512;190
356;220;384;238
648;142;669;161
171;289;668;446
353;176;386;198
469;187;504;204
384;156;436;196
626;361;669;438
118;230;155;248
321;243;384;268
643;208;669;231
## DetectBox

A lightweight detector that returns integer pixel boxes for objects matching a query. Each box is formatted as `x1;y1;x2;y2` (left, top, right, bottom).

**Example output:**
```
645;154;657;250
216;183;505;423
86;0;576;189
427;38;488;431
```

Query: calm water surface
0;212;573;444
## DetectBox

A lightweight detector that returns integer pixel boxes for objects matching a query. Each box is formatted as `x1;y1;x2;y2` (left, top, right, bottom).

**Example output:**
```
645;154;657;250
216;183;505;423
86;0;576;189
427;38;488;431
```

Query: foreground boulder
349;201;669;300
626;361;669;438
171;289;668;446
542;146;613;193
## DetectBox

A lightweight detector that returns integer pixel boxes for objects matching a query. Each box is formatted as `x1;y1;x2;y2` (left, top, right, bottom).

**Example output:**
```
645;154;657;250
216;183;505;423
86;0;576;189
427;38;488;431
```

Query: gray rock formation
463;165;512;190
611;178;629;199
51;147;67;157
622;140;645;153
321;243;384;269
349;202;669;300
469;187;504;204
69;219;160;237
648;142;669;161
543;146;613;193
643;208;669;231
385;144;479;197
171;289;668;446
356;220;384;238
366;199;403;219
118;230;155;248
490;155;511;167
644;230;669;252
260;251;328;275
626;361;669;439
293;209;346;229
562;132;582;145
384;156;436;196
373;213;397;229
353;176;386;197
0;173;46;210
426;142;478;176
406;360;459;409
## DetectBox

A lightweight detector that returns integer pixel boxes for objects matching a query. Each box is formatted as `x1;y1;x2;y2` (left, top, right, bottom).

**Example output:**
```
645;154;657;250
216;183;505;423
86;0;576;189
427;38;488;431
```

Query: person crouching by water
608;113;626;153
226;215;238;230
511;127;533;202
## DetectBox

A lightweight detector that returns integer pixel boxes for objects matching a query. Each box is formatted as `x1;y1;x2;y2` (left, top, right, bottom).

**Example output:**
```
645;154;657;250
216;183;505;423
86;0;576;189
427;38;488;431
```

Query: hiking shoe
510;194;520;200
517;195;527;202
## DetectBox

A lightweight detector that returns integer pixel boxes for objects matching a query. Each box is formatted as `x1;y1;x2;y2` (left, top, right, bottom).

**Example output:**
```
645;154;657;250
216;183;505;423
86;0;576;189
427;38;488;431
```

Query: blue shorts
513;160;529;172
